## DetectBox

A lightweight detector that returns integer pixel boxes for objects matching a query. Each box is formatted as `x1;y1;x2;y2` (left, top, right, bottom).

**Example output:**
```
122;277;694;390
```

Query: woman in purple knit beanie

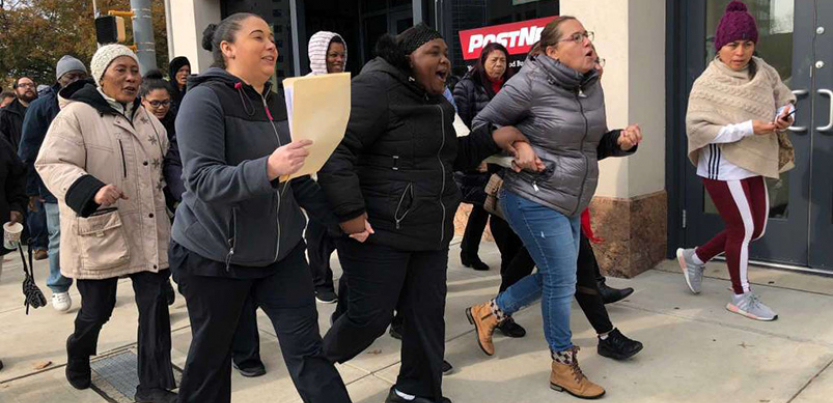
678;0;797;322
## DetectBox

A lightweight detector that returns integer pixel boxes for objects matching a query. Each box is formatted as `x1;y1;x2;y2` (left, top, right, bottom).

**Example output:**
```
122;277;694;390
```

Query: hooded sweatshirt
307;31;347;76
172;68;335;275
168;56;191;112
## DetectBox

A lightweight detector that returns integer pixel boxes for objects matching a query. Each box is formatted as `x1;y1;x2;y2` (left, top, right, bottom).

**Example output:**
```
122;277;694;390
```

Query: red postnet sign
458;16;558;61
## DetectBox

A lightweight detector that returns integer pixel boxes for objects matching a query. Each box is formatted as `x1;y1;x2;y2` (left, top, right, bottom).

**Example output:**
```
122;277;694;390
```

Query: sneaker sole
465;308;494;357
315;297;337;304
598;343;644;361
550;383;606;399
726;303;778;321
676;248;700;295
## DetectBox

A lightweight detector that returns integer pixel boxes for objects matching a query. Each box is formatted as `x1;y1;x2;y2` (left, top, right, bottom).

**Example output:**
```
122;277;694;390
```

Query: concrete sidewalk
1;239;832;403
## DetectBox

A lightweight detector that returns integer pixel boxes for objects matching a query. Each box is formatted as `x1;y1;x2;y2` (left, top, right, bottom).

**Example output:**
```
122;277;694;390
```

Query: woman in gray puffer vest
465;16;642;399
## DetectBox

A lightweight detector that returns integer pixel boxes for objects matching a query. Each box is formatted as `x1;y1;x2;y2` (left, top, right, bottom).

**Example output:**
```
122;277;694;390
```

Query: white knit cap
90;44;140;86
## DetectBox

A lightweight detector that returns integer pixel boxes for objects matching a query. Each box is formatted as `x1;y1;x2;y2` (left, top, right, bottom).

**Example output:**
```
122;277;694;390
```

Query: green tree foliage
0;0;169;88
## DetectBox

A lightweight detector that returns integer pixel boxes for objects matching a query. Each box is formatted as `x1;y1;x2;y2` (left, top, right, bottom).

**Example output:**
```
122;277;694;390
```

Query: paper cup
3;222;23;250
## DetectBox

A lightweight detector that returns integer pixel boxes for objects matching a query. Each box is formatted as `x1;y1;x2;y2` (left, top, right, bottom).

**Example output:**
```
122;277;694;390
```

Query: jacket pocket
76;209;131;272
393;182;415;229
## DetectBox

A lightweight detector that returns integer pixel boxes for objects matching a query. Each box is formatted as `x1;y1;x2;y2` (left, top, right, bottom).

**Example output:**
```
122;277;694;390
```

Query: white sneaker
52;292;72;312
727;292;778;321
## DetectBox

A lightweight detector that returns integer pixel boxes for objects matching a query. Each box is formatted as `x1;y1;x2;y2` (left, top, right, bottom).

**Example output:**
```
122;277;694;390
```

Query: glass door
809;0;833;270
682;0;820;267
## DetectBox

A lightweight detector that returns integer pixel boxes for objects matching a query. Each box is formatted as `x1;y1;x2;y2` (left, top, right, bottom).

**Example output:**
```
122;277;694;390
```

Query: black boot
165;280;176;306
389;317;404;340
496;317;526;338
597;328;643;360
66;337;91;390
134;388;178;403
597;280;634;305
461;252;489;271
385;386;451;403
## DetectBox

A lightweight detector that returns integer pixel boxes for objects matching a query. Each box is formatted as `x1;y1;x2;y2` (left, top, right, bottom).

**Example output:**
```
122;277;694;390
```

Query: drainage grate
89;350;182;403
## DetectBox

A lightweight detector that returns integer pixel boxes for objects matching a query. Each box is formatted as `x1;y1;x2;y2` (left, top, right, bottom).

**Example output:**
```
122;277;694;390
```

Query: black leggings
492;217;614;335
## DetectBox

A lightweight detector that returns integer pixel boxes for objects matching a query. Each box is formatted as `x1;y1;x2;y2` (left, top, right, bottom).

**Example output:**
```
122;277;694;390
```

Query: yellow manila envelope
282;72;351;179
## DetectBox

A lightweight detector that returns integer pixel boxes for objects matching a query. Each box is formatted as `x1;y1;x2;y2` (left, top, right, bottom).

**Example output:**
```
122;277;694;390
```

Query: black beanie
397;23;443;55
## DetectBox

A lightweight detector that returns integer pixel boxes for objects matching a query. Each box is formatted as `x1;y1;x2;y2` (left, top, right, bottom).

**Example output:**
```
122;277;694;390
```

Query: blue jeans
45;202;72;293
496;190;580;353
27;198;49;250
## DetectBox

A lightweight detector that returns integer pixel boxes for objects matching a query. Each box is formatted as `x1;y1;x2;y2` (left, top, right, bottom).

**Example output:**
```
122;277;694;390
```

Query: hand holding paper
267;140;313;181
282;73;351;179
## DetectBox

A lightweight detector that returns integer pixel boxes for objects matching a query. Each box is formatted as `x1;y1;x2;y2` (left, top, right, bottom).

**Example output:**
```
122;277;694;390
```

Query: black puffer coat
318;56;501;252
453;71;493;130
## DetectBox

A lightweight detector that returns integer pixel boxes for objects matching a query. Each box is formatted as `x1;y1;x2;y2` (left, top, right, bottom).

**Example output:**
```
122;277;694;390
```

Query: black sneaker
442;360;454;376
385;386;452;403
597;281;634;305
496;317;526;338
164;280;176;306
134;388;178;403
66;336;90;390
597;328;643;360
0;359;4;371
233;361;267;378
315;289;338;304
65;357;91;390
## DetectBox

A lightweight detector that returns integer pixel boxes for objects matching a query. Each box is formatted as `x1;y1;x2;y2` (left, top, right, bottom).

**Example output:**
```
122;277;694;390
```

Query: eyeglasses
16;83;35;89
148;100;170;108
560;31;594;44
595;58;606;68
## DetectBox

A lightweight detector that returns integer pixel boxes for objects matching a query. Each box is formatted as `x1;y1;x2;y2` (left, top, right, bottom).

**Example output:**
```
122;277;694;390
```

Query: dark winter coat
168;56;190;114
0;97;27;153
19;83;61;202
0;136;27;256
317;57;501;252
159;112;183;211
452;72;502;205
453;72;494;130
172;68;335;272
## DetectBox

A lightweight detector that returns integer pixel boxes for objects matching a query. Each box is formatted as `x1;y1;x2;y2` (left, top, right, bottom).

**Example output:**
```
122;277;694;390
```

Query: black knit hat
397;23;443;55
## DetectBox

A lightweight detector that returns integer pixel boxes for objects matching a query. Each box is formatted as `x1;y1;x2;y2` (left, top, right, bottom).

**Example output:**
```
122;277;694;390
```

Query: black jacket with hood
168;56;190;114
172;68;335;273
317;38;502;252
0;97;27;152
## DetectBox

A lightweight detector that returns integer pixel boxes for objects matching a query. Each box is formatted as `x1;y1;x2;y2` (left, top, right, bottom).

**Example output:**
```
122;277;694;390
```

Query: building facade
167;0;833;276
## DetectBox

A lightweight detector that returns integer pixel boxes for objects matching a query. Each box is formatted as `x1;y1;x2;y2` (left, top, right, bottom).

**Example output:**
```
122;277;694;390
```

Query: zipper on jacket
260;95;284;261
435;105;447;244
394;183;414;229
573;92;590;216
117;139;127;178
225;208;238;271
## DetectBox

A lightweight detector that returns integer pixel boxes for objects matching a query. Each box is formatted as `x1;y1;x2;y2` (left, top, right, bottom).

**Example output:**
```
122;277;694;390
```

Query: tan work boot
465;301;502;356
550;347;606;399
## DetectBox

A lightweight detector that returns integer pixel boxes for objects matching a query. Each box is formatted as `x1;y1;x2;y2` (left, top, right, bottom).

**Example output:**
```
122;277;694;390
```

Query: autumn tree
0;0;169;89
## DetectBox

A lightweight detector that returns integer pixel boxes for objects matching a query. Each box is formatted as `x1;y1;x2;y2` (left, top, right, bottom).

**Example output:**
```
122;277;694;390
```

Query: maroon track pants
696;176;769;294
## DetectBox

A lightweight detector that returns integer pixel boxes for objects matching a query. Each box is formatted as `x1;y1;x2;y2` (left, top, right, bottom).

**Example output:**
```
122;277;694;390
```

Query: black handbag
20;242;46;314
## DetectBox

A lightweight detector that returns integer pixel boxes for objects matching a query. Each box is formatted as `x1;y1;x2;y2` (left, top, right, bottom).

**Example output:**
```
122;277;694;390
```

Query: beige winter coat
35;83;170;280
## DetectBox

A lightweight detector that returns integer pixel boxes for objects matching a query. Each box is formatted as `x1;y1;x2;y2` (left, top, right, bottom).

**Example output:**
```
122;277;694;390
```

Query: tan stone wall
589;191;668;278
